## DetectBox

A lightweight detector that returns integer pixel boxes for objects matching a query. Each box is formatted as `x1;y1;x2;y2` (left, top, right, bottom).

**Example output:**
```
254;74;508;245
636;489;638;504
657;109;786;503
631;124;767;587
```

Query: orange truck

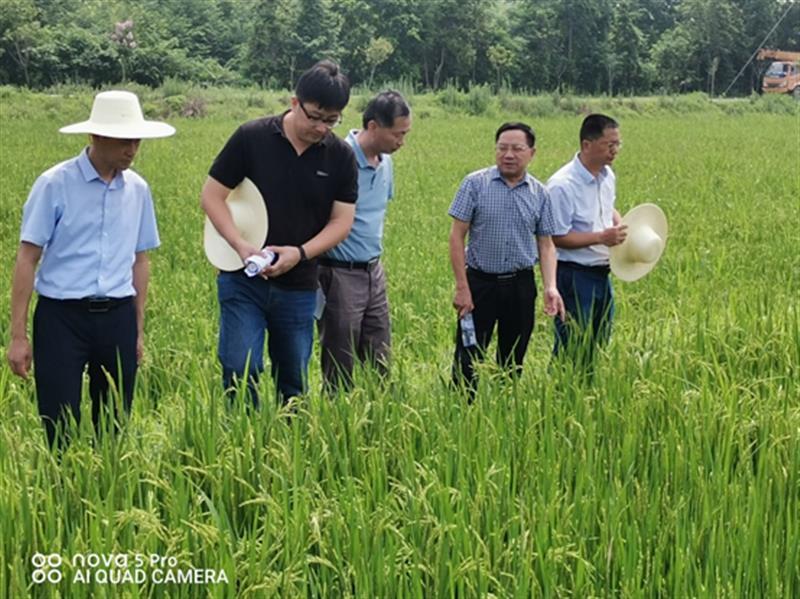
757;49;800;97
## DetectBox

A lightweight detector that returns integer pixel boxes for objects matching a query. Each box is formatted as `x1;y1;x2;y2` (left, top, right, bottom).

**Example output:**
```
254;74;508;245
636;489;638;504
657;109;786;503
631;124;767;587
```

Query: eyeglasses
299;101;342;128
597;140;623;150
495;143;531;154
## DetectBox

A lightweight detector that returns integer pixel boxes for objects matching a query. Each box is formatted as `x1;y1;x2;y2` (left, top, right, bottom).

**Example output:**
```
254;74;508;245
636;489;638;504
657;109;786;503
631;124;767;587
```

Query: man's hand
7;336;32;379
235;241;265;265
598;224;628;246
261;245;302;278
542;287;566;321
136;333;144;364
453;285;474;318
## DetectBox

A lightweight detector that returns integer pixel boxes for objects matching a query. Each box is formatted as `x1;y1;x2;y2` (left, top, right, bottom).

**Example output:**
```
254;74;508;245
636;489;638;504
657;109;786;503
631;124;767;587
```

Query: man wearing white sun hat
7;90;175;446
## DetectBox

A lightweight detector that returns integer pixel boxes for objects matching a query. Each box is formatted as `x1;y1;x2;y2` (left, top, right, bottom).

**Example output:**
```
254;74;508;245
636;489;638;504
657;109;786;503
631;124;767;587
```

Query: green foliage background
0;0;798;95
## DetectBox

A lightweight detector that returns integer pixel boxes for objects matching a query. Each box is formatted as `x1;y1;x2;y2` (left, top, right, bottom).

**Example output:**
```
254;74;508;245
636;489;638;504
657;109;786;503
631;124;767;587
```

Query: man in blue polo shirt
449;122;564;395
7;91;174;446
318;91;412;390
548;113;627;368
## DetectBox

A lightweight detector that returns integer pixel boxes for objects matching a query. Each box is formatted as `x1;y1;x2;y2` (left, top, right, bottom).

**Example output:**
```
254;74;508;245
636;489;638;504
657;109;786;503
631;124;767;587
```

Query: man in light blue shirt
7;91;174;446
318;91;411;390
548;113;627;368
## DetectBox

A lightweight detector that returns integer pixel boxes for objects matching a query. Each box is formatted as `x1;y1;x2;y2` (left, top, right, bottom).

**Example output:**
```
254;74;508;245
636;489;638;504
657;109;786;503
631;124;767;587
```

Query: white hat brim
610;203;668;282
59;120;176;139
204;178;268;271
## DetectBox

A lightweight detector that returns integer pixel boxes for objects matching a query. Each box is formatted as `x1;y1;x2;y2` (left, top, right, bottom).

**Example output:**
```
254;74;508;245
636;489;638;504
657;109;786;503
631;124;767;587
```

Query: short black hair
295;60;351;111
580;113;619;142
495;122;535;147
362;90;411;129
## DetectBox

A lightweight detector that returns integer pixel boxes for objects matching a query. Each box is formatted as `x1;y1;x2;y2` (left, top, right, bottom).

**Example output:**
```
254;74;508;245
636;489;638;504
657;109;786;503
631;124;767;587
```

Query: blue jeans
553;262;614;366
217;271;316;406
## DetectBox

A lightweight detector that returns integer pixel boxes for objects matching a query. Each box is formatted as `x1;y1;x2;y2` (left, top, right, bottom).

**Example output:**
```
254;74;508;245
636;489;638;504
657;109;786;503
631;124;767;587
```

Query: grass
0;91;798;597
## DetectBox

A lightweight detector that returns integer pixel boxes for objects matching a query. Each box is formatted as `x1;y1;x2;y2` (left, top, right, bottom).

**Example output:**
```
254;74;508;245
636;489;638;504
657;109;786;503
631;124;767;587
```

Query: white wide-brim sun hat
59;90;175;139
609;203;668;282
204;178;269;271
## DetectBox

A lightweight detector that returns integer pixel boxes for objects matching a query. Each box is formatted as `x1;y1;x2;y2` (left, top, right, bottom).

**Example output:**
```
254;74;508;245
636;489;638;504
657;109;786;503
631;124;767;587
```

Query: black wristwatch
297;245;308;262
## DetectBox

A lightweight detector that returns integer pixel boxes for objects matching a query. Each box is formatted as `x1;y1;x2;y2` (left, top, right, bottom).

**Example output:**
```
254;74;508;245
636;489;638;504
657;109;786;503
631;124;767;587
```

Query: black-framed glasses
299;101;342;128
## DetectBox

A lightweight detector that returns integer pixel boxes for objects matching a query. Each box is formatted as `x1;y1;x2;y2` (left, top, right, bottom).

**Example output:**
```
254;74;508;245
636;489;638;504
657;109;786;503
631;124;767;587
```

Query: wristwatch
297;245;308;262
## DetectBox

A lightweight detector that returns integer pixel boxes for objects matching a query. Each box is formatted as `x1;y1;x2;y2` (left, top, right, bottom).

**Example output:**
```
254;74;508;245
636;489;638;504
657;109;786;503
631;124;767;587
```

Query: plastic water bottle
461;312;477;347
244;249;276;277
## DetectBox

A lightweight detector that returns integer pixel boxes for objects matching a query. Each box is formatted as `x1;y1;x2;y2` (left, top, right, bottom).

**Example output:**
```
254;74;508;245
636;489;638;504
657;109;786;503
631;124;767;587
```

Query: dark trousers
452;268;536;393
217;271;316;407
318;261;391;392
553;261;614;367
33;296;137;446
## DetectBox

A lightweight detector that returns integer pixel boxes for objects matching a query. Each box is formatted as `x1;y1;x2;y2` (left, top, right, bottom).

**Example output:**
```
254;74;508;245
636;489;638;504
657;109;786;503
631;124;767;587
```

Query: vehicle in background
757;49;800;97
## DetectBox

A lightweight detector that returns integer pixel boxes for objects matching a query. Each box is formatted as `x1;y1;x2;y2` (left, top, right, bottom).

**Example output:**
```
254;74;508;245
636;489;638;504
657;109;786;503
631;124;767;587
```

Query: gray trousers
318;261;391;389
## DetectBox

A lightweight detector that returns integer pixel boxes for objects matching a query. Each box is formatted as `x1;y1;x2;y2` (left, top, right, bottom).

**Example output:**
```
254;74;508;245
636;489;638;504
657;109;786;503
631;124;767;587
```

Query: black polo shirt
209;113;358;290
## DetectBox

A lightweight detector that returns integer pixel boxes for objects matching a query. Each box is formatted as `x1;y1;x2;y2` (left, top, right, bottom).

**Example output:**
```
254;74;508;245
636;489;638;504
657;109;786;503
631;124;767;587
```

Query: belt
44;296;133;313
467;267;532;281
558;260;610;275
319;257;380;271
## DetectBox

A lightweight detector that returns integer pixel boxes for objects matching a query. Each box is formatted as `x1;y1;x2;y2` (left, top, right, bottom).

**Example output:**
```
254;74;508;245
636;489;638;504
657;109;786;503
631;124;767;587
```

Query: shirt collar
347;129;375;169
573;152;608;183
489;165;532;189
77;147;102;182
77;147;125;188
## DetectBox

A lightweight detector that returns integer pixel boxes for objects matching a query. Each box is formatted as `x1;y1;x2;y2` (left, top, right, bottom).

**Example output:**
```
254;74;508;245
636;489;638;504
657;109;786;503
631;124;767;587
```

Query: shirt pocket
514;194;540;233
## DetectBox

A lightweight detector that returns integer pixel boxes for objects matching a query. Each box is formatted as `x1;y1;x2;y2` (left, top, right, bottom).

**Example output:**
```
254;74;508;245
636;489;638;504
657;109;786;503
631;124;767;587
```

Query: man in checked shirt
449;122;565;394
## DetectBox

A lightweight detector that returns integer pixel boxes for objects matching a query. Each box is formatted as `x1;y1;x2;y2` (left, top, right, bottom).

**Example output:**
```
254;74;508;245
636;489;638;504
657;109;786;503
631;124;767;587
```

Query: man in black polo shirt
201;60;358;405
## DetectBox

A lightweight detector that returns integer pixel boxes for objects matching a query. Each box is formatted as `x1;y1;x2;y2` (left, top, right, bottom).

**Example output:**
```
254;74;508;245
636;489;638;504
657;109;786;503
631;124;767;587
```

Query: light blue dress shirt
448;166;557;274
547;153;616;266
325;130;393;262
20;148;160;299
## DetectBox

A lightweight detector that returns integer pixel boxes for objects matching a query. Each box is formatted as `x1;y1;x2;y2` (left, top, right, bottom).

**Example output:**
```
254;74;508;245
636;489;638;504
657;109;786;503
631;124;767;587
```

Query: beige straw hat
203;178;268;271
60;90;175;139
609;203;668;282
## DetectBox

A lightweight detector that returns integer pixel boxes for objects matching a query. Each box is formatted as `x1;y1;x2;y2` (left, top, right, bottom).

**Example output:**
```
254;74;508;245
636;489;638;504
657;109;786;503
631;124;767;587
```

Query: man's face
92;136;141;171
369;115;412;154
495;129;534;180
291;98;343;144
582;126;621;168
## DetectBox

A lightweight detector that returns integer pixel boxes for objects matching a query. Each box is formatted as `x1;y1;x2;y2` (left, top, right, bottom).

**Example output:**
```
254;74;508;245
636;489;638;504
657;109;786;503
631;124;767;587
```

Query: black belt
467;267;532;281
43;296;133;313
319;257;380;271
558;260;610;275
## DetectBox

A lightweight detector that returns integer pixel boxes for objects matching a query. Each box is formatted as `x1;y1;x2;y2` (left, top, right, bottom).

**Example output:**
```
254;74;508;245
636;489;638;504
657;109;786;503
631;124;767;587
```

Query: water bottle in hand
461;312;477;347
244;249;276;277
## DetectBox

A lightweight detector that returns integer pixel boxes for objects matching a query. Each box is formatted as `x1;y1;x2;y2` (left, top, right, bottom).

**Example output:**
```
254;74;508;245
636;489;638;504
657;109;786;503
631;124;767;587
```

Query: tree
110;19;136;82
245;0;302;87
0;0;42;86
292;0;341;74
364;36;393;88
652;0;744;95
607;0;649;94
487;44;514;90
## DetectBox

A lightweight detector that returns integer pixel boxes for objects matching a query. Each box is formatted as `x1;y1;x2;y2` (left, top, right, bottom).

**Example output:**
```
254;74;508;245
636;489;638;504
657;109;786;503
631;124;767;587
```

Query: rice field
0;91;798;597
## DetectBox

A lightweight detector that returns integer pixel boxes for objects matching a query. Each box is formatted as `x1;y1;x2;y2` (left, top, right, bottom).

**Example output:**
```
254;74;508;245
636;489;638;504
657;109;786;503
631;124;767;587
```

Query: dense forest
1;0;797;95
